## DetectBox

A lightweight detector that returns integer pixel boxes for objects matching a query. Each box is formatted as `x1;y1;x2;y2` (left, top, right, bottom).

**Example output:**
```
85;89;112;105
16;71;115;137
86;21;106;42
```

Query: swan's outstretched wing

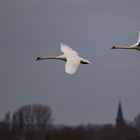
137;31;140;43
60;43;78;56
65;57;80;74
131;31;140;47
137;31;140;46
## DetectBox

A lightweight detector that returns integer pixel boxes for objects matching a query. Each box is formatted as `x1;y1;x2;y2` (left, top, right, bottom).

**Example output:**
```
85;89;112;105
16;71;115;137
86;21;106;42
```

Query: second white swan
111;31;140;51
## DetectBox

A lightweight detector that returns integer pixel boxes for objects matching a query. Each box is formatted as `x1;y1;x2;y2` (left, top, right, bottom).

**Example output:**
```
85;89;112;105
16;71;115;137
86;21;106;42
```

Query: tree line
0;103;53;140
1;103;140;140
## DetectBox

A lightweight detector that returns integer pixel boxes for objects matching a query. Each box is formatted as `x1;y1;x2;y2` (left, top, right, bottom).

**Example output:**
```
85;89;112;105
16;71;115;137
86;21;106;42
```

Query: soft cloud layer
0;0;140;125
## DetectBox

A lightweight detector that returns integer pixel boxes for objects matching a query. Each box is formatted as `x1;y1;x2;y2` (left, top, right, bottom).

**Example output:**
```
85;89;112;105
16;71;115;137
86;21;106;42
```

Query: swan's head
111;46;116;49
36;57;41;60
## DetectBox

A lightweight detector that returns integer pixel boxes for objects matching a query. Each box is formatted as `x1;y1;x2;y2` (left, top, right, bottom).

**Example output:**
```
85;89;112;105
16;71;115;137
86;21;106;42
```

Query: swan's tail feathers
80;58;91;64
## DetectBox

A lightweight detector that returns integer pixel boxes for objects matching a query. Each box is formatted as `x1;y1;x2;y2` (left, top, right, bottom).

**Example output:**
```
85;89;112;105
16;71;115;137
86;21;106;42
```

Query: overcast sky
0;0;140;125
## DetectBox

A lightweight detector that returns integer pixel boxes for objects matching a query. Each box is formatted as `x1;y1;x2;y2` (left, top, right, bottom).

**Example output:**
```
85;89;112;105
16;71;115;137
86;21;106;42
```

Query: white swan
36;43;91;74
111;31;140;51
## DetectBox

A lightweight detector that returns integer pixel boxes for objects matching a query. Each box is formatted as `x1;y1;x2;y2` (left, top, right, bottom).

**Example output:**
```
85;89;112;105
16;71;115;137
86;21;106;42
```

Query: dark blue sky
0;0;140;125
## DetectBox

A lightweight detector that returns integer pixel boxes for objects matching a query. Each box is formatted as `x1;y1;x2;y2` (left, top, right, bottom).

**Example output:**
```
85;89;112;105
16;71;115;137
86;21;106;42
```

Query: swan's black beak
111;46;115;49
36;57;40;60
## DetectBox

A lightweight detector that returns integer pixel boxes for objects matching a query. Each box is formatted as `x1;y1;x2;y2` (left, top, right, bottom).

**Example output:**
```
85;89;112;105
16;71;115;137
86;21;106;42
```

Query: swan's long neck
112;46;134;49
36;55;66;61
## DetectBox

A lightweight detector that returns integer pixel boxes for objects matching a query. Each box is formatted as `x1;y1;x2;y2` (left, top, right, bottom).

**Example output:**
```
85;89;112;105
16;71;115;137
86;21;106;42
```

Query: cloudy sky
0;0;140;125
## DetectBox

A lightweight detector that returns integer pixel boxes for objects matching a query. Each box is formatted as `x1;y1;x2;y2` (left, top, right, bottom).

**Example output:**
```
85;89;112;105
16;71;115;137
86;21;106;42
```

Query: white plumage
36;43;91;74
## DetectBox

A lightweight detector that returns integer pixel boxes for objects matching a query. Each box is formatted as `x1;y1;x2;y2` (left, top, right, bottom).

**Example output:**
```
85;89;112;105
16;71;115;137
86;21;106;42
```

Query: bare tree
3;111;11;131
134;113;140;129
12;113;18;131
12;104;53;131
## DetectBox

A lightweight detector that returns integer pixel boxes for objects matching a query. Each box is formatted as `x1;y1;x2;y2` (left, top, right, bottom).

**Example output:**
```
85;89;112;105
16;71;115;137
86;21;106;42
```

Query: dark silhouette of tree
3;111;11;131
12;112;19;132
12;104;53;131
134;113;140;129
1;103;140;140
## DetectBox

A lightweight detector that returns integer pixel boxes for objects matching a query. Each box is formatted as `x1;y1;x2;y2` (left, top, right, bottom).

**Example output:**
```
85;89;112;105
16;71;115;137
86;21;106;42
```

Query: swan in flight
36;43;91;74
111;31;140;51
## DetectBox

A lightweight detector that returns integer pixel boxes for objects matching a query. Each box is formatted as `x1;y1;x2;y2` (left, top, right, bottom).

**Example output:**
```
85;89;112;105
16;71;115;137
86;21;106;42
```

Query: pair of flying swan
36;31;140;75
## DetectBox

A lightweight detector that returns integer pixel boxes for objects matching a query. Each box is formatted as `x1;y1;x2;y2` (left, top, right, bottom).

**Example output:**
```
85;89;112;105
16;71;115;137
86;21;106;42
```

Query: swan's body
36;43;91;74
112;31;140;51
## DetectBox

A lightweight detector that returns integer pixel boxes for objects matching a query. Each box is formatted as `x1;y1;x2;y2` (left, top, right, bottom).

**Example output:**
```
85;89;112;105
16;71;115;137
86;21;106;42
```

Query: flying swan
36;43;91;74
111;31;140;51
